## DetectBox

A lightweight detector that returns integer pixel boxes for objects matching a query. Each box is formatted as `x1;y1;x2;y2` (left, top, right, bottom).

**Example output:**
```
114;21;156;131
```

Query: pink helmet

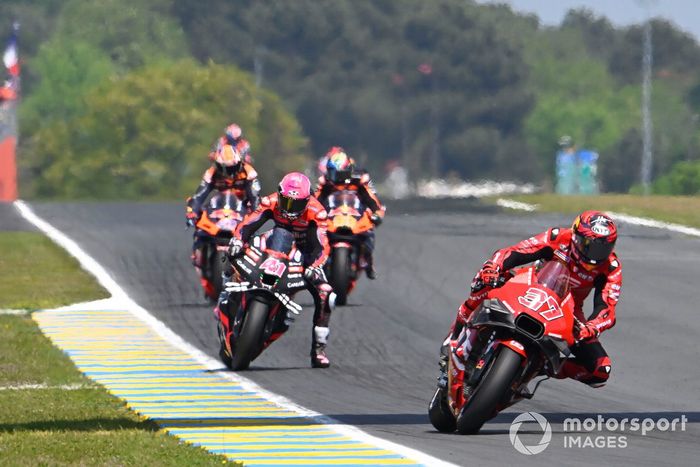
225;123;242;143
277;172;311;219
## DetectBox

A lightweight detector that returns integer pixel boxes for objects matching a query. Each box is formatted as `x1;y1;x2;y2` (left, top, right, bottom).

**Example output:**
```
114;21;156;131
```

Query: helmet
225;123;242;144
214;144;242;176
558;135;574;149
571;211;617;266
325;149;354;183
277;172;311;219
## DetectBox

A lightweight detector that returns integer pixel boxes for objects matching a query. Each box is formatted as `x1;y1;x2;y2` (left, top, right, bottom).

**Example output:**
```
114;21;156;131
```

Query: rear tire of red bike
429;386;456;433
456;346;522;435
229;299;269;371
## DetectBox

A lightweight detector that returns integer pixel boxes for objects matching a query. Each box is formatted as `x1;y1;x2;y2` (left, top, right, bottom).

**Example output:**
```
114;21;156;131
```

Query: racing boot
310;326;331;368
364;250;377;280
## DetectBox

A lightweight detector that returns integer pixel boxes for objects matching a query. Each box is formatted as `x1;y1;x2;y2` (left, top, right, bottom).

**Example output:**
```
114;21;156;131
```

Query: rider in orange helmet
208;123;253;164
186;144;261;298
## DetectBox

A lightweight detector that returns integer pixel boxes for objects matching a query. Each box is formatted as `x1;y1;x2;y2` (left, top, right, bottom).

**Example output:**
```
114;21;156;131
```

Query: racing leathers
227;193;335;367
315;172;385;279
449;227;622;387
187;162;261;298
210;136;253;164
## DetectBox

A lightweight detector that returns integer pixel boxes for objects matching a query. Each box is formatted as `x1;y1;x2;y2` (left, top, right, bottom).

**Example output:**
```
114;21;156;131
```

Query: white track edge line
496;198;700;238
14;200;457;467
496;198;538;212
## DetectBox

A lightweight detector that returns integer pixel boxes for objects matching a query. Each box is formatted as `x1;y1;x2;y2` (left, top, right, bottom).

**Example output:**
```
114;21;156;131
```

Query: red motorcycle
429;259;577;434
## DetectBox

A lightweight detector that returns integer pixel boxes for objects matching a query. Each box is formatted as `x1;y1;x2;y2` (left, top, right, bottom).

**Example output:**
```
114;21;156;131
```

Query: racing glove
185;206;199;228
304;266;326;283
228;238;244;258
370;211;383;226
575;321;600;341
471;260;501;292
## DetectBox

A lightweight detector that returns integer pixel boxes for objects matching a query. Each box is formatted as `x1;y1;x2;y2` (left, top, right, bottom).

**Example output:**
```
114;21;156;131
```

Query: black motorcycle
216;228;309;371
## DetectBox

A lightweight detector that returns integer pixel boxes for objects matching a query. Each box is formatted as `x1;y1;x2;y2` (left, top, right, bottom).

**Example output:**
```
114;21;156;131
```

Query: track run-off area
16;200;700;466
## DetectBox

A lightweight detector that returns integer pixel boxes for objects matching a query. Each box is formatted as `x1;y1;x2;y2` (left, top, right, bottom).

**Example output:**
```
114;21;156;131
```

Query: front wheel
210;248;226;299
456;346;523;434
229;298;269;371
330;247;351;305
429;386;457;433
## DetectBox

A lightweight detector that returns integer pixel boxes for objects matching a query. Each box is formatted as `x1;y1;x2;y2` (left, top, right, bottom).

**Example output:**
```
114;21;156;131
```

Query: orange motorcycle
324;190;375;305
194;191;248;301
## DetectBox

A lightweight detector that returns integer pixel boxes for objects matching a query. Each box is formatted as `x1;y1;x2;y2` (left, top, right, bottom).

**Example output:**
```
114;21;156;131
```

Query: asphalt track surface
26;200;700;466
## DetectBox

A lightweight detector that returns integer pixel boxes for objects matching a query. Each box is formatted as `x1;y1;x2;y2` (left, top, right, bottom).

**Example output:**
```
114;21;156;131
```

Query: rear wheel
230;299;269;371
330;247;351;305
429;386;456;433
456;346;523;434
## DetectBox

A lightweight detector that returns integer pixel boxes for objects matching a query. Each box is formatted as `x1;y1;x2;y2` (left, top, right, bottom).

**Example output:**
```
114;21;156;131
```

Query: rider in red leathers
441;211;622;388
225;172;336;368
315;147;385;279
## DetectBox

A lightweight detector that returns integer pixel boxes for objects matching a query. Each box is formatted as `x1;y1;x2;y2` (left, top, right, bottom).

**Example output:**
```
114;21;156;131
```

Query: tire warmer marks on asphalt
33;304;425;467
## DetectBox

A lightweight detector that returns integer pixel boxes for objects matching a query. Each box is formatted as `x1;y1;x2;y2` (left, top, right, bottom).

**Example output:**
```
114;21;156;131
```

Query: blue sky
478;0;700;42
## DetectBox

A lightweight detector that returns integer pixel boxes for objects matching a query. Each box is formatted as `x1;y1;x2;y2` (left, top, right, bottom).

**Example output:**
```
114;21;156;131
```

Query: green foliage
19;39;114;132
52;0;188;70
175;0;538;180
652;161;700;195
21;60;308;199
12;0;700;196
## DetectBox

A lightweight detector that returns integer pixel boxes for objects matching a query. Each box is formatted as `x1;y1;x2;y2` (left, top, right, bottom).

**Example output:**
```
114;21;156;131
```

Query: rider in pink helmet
226;172;336;368
277;172;312;219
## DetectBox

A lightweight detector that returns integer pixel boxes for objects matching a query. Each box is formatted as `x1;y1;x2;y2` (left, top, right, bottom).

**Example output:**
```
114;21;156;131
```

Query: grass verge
0;232;110;310
502;194;700;229
0;232;237;465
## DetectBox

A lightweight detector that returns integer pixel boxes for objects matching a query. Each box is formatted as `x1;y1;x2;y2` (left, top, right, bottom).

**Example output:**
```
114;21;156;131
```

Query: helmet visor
573;233;615;263
278;193;308;216
328;167;352;183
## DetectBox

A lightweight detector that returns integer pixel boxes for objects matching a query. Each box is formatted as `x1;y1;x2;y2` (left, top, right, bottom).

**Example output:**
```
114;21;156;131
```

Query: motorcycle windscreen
328;190;361;209
536;260;571;300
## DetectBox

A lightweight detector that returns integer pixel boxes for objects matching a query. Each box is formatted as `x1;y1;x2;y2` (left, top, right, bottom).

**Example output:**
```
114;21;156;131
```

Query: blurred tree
173;0;536;181
19;40;114;132
52;0;188;70
21;60;308;199
652;160;700;195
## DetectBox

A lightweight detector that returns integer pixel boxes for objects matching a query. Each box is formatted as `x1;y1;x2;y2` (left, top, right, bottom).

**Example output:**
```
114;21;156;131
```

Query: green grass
0;232;238;465
0;232;109;310
503;193;700;228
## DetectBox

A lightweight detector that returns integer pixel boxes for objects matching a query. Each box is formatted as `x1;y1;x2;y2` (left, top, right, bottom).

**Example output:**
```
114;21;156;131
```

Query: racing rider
440;210;622;388
208;123;253;163
226;172;336;368
186;144;261;298
315;147;385;279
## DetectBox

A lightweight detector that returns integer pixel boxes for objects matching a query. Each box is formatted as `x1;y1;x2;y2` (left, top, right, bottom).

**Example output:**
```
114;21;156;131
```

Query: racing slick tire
456;346;522;434
230;298;269;371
